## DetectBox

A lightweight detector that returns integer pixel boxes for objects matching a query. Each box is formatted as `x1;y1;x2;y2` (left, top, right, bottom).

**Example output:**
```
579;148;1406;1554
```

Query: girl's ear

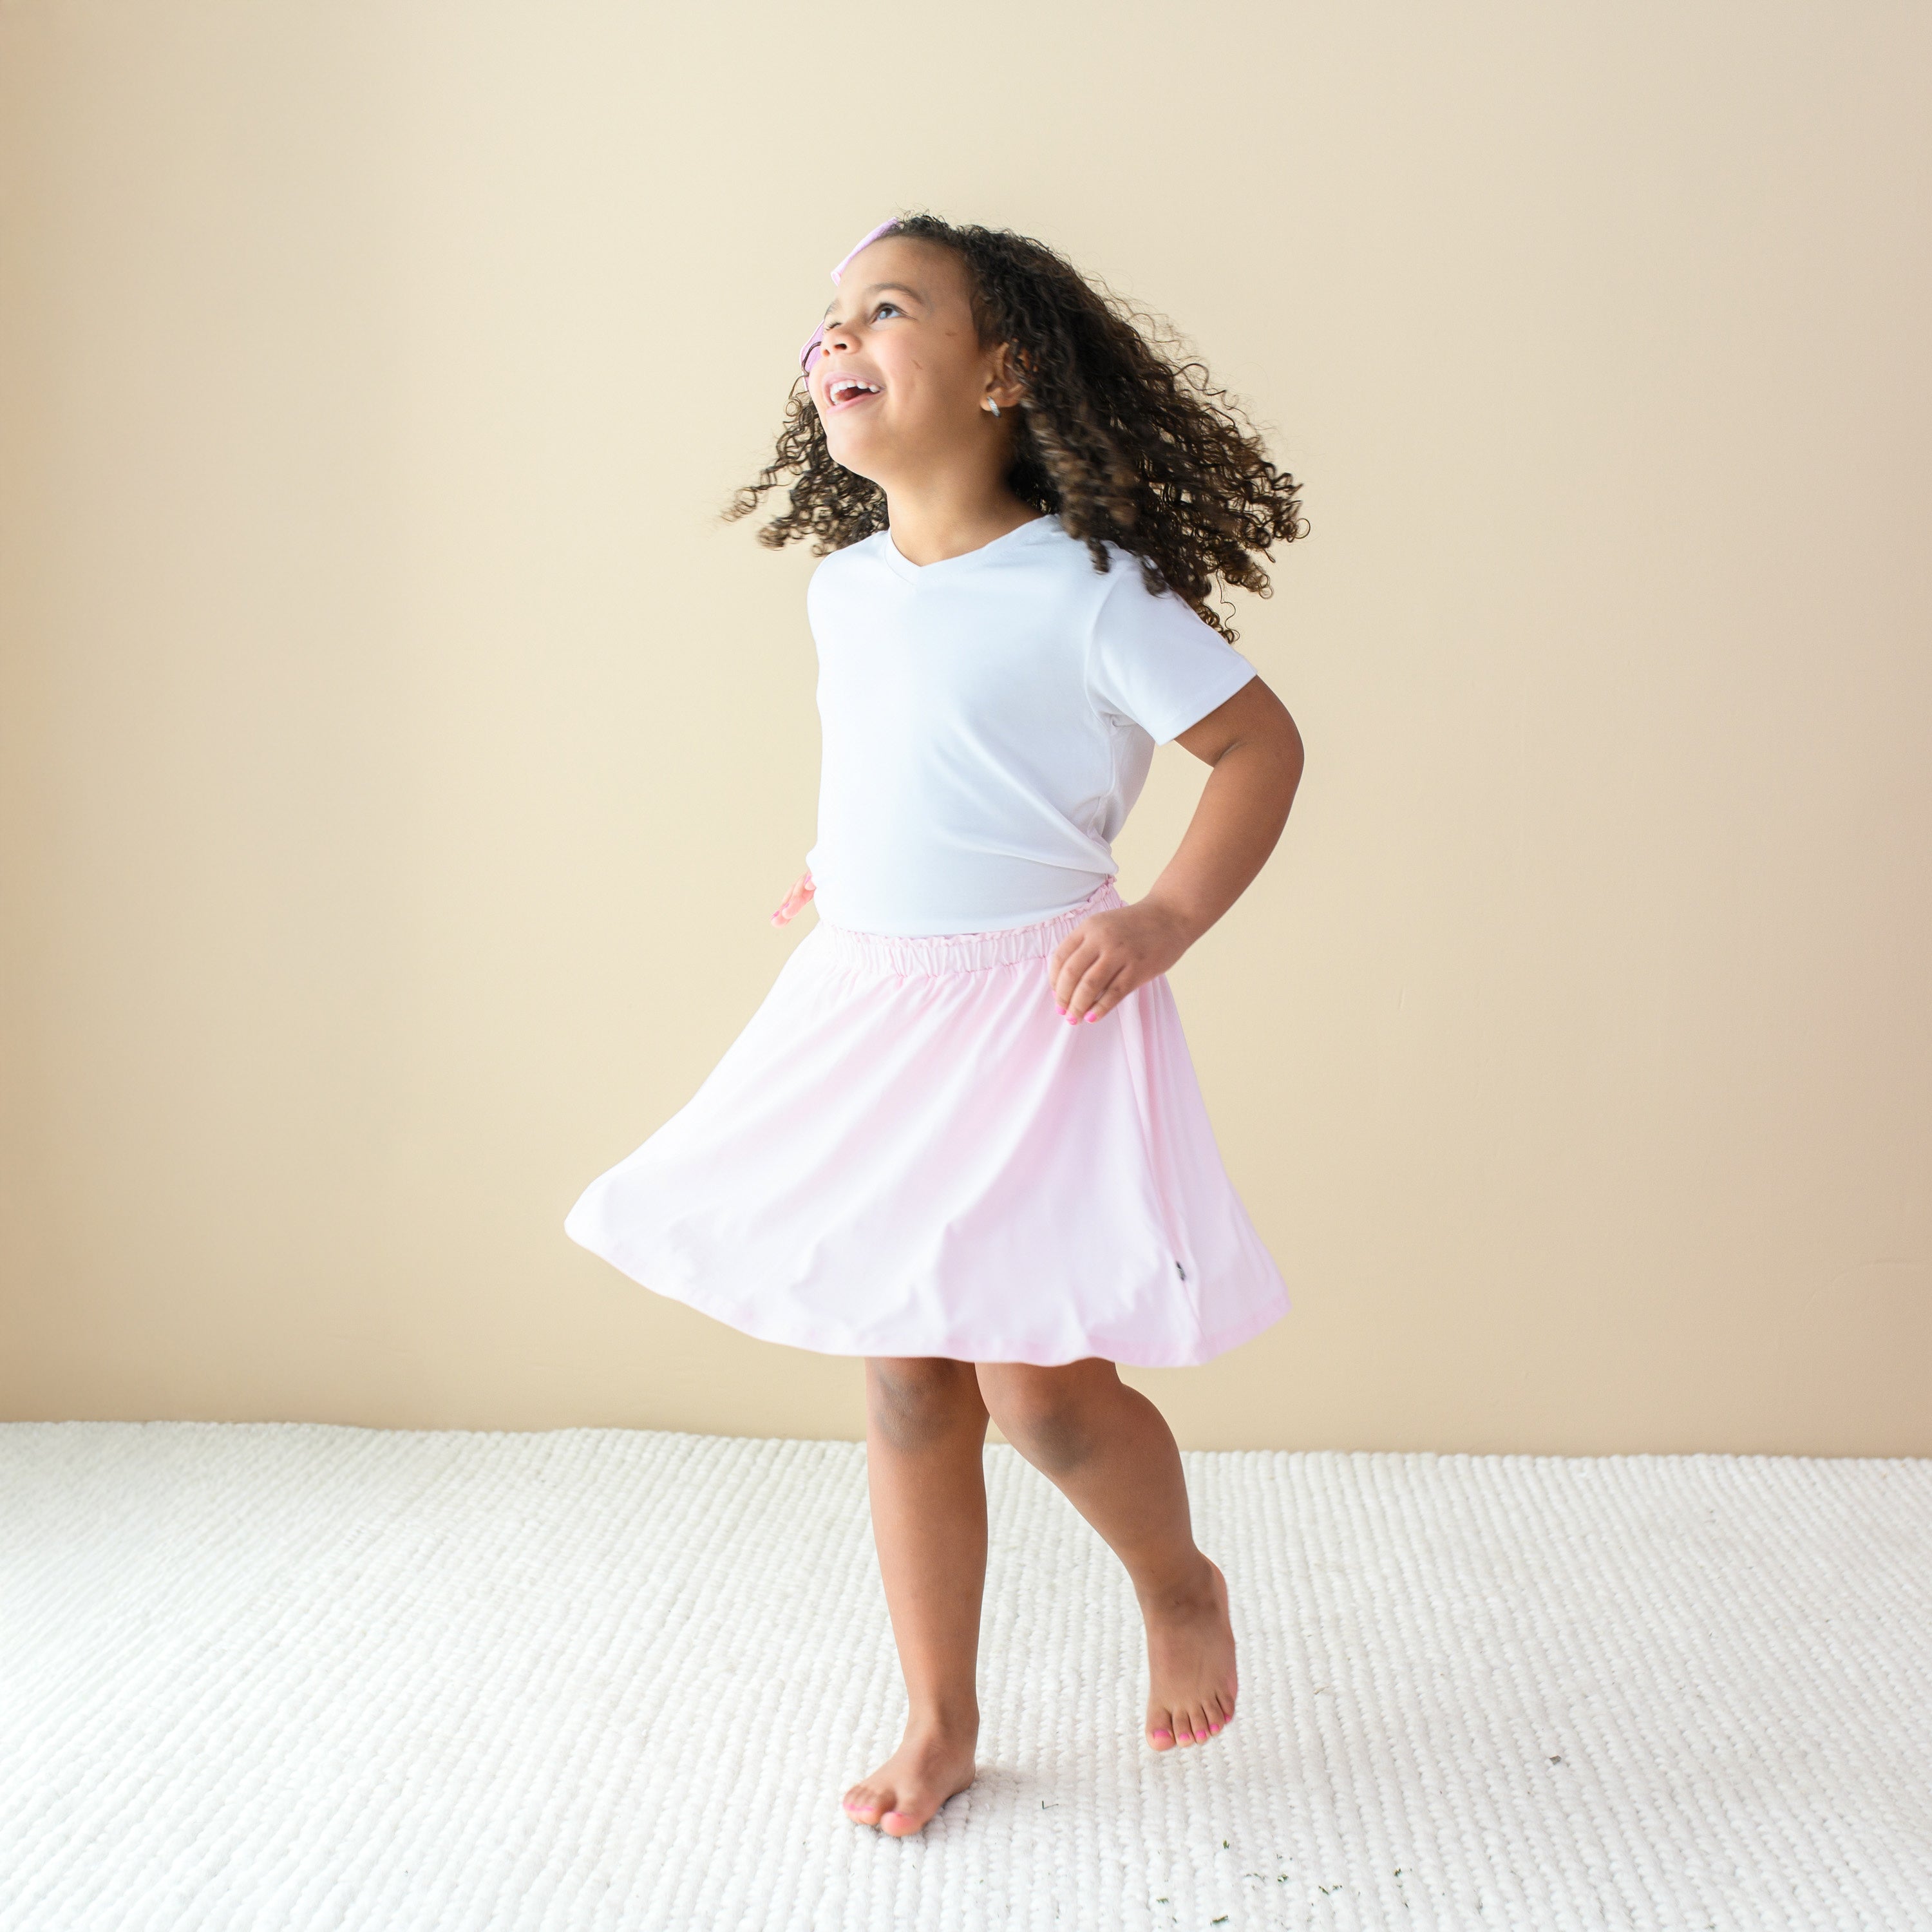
988;340;1029;409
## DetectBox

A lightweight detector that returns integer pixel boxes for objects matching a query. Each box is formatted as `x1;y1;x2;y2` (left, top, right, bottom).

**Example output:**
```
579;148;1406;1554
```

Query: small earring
985;398;1001;417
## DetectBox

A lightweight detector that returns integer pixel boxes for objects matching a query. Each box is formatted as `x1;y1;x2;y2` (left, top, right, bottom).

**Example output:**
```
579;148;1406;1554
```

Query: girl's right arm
770;868;815;926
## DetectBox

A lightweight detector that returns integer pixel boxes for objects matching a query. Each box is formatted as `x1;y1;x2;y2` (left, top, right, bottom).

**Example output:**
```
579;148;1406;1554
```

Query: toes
844;1783;886;1824
1147;1692;1236;1750
846;1779;944;1835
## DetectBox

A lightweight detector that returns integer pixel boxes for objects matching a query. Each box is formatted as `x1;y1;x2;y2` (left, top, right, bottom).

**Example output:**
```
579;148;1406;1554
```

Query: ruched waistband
815;877;1123;977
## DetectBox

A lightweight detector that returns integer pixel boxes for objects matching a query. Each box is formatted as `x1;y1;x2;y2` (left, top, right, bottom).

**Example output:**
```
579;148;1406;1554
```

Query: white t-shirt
802;511;1260;936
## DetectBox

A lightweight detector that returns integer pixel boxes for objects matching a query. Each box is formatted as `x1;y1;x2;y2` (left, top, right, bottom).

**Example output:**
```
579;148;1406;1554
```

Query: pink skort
564;876;1291;1367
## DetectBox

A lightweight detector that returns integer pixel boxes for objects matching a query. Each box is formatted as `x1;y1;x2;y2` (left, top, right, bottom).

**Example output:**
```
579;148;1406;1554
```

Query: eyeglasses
799;218;902;376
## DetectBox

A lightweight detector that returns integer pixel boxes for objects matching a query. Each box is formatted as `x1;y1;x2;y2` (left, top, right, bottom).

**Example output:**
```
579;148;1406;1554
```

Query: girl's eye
872;301;902;319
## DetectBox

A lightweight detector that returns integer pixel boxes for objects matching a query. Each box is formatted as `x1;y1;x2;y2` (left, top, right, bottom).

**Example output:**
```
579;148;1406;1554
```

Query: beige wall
3;2;1927;1452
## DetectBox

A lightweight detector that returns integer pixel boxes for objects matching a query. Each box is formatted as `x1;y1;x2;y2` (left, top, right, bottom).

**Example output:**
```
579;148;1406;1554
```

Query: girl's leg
842;1356;990;1835
976;1357;1236;1753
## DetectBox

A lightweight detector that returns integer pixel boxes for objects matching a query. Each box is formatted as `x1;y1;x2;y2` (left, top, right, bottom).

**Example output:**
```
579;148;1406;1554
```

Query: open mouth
826;375;882;410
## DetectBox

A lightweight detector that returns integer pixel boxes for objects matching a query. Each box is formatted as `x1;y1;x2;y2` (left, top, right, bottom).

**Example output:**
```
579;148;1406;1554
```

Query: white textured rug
3;1424;1927;1931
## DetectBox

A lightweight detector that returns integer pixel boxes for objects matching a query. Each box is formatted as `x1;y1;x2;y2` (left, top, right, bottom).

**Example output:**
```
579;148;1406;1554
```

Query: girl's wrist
1131;892;1206;960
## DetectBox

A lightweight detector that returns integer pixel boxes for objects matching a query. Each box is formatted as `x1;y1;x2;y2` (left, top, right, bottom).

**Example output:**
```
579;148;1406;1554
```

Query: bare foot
842;1719;979;1836
1142;1553;1238;1751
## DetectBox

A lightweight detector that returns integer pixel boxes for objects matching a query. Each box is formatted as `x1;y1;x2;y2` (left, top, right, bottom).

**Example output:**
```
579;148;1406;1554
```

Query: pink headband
799;218;902;376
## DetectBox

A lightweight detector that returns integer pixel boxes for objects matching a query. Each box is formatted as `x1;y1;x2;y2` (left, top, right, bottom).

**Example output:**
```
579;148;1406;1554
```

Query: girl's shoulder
805;529;893;606
1029;518;1168;588
811;527;893;573
804;515;1170;612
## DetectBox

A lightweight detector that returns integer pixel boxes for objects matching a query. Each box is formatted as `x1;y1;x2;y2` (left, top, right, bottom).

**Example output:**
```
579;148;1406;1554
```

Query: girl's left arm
1048;676;1303;1023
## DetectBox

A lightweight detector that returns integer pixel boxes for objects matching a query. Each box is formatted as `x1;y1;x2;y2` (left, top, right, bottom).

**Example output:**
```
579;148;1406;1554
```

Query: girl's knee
865;1356;985;1450
978;1359;1116;1474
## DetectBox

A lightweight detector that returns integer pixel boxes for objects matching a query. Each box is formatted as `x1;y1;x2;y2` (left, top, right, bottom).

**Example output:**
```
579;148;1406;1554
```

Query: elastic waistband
815;877;1123;978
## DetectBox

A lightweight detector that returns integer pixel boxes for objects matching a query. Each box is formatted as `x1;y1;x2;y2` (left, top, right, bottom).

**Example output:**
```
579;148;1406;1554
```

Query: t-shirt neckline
879;511;1057;582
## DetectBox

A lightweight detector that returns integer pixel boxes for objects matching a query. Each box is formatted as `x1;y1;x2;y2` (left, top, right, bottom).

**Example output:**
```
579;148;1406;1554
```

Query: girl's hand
770;867;815;926
1047;899;1194;1024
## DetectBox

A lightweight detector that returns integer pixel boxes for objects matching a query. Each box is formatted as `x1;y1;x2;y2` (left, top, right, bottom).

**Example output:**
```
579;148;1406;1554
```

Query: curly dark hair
723;212;1309;644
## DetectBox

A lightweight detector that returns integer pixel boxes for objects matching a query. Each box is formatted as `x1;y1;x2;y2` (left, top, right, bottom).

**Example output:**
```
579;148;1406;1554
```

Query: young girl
565;213;1307;1837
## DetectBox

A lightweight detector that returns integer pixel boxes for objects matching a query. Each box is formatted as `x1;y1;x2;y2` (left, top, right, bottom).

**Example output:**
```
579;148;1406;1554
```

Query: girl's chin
824;433;891;481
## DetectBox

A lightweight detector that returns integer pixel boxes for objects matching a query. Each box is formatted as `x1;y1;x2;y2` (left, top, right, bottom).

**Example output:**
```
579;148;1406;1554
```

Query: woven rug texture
3;1422;1927;1931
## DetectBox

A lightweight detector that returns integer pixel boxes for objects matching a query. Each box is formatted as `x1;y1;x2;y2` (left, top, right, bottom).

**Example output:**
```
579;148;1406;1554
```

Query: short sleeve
1083;557;1260;746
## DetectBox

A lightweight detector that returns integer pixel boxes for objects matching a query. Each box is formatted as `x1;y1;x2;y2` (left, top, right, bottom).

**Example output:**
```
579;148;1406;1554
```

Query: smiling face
808;234;1017;489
